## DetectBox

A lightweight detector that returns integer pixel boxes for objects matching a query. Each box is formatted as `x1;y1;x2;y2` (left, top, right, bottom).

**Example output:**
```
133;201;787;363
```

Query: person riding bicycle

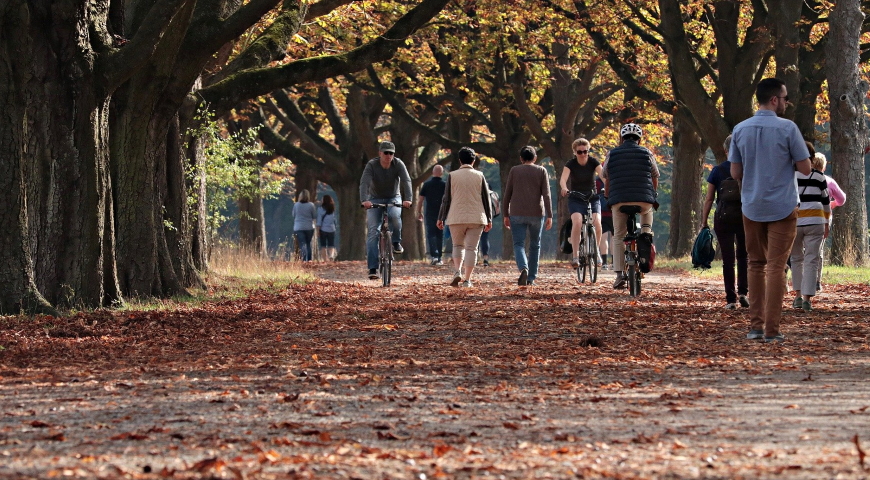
600;123;659;289
559;137;603;269
360;141;413;280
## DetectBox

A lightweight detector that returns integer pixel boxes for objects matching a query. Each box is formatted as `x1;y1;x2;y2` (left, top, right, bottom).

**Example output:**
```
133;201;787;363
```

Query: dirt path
1;261;868;479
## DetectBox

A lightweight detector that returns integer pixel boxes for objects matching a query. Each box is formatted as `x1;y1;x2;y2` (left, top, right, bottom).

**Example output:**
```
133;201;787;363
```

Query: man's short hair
458;147;476;164
756;78;785;105
519;146;537;161
378;141;396;153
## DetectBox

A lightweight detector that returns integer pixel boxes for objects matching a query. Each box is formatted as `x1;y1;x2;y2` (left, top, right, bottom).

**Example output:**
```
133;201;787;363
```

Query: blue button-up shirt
729;110;810;222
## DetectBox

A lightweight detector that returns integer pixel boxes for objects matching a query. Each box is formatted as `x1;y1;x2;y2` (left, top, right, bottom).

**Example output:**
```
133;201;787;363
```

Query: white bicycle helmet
620;123;643;139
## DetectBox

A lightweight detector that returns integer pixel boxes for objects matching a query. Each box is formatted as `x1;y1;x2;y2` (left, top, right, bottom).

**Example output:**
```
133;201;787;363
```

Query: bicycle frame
569;190;599;283
619;205;642;296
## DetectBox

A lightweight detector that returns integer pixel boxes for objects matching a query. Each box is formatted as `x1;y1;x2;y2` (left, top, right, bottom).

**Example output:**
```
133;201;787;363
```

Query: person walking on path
729;78;812;343
790;153;831;311
502;146;553;286
814;152;846;292
360;141;413;280
437;147;493;287
316;195;338;262
293;189;317;262
701;135;749;310
600;123;659;289
559;138;603;269
596;177;614;269
417;165;447;266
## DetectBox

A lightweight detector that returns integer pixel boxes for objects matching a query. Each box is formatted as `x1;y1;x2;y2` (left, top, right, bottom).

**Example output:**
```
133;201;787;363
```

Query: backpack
691;226;715;269
714;177;743;228
637;232;655;273
559;219;573;254
489;191;501;218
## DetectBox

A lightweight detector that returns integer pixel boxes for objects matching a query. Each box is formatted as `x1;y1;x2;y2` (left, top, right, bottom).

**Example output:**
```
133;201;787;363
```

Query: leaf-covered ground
1;260;868;479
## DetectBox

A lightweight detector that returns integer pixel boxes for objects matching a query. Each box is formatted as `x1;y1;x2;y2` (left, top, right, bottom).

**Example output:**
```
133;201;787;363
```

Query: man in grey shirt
360;141;413;280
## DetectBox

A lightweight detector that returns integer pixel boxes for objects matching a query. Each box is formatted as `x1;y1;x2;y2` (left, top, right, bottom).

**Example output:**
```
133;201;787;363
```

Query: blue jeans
424;215;443;260
510;216;544;281
294;229;314;261
366;197;402;270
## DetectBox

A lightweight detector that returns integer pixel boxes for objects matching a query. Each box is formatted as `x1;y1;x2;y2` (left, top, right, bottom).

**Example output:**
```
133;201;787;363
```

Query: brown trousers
742;209;798;337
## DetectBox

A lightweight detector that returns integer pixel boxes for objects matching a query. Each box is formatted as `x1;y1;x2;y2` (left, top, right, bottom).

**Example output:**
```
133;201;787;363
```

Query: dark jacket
605;140;657;207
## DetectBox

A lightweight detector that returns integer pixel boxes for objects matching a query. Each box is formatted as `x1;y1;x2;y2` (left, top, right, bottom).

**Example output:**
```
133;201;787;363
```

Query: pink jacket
826;176;846;208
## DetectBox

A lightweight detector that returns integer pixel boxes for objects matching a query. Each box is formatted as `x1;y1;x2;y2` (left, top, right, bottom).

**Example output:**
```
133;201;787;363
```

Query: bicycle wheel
586;224;598;283
628;264;640;297
577;238;587;283
379;231;392;287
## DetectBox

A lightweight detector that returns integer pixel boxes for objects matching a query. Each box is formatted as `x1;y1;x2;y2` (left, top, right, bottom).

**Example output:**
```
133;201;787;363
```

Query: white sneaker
460;280;473;288
571;258;580;269
451;272;462;287
725;303;737;309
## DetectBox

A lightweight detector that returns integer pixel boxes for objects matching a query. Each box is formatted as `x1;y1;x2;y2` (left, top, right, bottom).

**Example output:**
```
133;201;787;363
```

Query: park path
0;260;868;479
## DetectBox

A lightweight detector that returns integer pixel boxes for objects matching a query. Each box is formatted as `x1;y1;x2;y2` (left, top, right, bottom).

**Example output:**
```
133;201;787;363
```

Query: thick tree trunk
166;114;205;287
0;12;56;314
1;1;120;311
334;183;367;261
668;108;706;258
826;0;869;266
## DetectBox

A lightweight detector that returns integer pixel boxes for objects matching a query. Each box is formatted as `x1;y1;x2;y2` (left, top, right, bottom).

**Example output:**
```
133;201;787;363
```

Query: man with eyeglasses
360;141;413;280
729;78;811;343
559;138;603;269
600;123;659;289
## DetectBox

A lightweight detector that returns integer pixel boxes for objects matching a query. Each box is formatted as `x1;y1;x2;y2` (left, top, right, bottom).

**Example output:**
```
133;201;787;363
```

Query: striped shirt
796;169;830;226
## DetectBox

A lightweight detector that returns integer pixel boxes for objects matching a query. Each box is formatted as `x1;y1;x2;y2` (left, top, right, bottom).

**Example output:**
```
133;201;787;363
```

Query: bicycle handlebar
362;202;408;208
567;190;599;203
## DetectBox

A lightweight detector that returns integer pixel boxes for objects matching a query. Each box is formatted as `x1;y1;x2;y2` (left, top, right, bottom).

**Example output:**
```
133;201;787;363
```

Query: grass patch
656;256;870;286
120;247;313;312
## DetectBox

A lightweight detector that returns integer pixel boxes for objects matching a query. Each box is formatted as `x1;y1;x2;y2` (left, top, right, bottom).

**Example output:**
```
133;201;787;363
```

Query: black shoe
518;269;528;286
368;268;379;280
739;295;750;308
482;259;490;267
393;242;404;254
612;274;626;289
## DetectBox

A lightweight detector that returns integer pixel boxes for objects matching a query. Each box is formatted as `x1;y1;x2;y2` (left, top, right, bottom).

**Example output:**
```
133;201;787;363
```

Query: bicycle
568;190;599;283
366;202;403;287
619;205;642;296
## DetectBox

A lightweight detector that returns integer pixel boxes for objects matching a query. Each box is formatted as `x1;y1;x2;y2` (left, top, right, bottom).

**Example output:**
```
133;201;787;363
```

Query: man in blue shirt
730;78;812;343
417;165;446;265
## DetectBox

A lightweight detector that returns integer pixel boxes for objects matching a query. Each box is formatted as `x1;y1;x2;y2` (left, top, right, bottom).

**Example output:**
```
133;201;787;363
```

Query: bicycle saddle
619;205;642;215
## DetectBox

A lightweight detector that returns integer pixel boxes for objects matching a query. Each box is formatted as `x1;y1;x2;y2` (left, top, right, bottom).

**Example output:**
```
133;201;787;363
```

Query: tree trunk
0;11;56;314
826;0;869;266
334;183;367;261
1;1;120;311
668;108;706;258
239;194;267;256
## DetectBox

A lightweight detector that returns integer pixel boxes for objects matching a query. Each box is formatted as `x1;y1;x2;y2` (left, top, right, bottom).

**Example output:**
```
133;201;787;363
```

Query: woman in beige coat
437;147;493;287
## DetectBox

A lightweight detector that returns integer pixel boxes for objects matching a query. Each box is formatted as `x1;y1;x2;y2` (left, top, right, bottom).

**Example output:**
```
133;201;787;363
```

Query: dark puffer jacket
605;140;657;207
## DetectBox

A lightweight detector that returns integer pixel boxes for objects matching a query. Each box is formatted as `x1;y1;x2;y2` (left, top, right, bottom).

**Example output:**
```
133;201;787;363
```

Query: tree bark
668;107;706;258
825;0;869;266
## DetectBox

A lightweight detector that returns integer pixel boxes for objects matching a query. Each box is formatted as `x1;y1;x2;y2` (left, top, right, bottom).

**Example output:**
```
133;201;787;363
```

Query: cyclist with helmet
600;123;659;288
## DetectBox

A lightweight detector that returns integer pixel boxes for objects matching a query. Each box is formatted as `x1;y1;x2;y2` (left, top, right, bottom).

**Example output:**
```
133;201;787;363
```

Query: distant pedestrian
437;147;492;288
502;146;553;286
596;178;614;269
729;78;812;343
813;152;845;292
293;189;316;262
701;135;748;310
317;195;337;261
789;153;830;311
417;165;447;265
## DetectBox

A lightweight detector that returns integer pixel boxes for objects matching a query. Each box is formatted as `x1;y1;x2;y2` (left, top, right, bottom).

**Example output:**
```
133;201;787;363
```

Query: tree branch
199;0;450;110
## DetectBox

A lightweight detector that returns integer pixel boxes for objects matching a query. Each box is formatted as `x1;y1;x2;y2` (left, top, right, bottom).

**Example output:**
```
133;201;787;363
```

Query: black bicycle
569;190;599;283
367;202;403;287
619;205;642;296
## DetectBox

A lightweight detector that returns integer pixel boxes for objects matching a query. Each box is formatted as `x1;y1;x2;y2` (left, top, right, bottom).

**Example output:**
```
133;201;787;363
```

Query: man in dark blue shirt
417;165;446;265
